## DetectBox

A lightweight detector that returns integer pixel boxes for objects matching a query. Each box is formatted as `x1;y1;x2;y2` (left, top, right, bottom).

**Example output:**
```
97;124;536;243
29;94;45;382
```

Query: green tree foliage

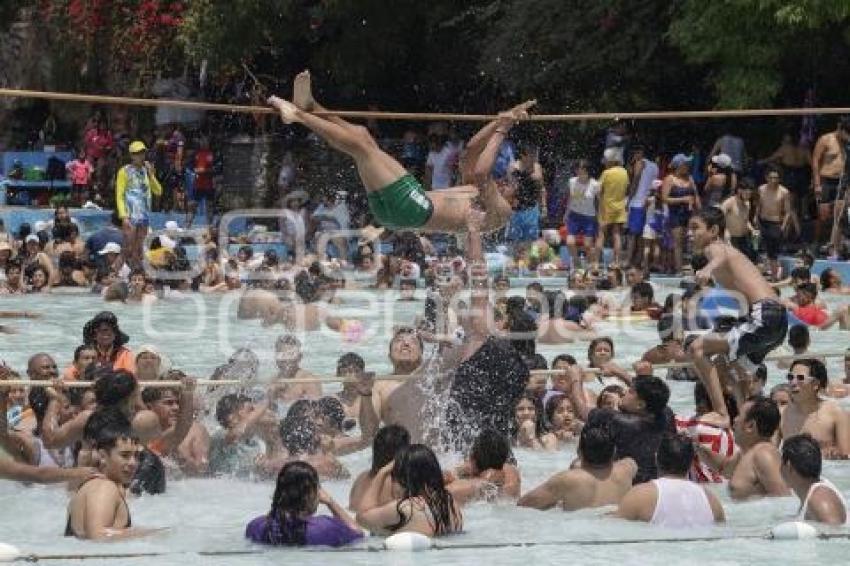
670;0;850;108
4;0;850;111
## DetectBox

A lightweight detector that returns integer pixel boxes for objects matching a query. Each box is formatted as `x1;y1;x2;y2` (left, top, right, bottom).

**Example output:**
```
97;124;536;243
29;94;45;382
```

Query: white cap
98;242;122;255
164;220;183;232
25;234;39;244
159;235;177;250
711;153;732;168
603;148;622;163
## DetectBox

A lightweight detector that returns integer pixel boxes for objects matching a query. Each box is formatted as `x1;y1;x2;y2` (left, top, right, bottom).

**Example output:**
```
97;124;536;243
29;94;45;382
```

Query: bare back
705;241;775;302
560;460;636;511
67;478;130;538
394;496;463;537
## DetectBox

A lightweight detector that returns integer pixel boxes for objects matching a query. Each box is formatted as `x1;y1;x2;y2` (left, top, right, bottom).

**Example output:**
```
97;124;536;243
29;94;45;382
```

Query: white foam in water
384;532;432;551
770;521;819;540
1;288;849;564
0;543;20;562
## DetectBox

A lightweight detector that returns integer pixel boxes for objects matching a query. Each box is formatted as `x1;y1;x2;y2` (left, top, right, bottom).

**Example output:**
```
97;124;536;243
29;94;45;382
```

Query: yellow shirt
599;166;629;215
115;164;163;220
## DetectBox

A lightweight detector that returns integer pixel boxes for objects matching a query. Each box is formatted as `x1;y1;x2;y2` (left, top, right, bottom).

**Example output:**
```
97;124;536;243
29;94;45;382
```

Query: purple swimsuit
245;514;363;547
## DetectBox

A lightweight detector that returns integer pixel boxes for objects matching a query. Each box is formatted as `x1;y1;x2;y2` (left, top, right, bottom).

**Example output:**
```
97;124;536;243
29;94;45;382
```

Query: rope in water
2;87;850;122
0;350;846;388
15;532;850;561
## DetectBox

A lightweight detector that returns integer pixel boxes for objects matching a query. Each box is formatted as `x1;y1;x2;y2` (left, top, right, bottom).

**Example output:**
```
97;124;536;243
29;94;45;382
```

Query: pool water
1;286;849;565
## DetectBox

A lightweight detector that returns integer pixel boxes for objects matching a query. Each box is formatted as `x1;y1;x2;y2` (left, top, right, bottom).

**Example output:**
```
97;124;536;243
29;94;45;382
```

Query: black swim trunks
759;219;783;260
819;176;847;204
726;299;787;375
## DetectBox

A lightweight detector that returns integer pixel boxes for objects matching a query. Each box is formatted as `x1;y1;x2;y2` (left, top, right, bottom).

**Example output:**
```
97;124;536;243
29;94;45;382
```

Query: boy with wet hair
687;207;787;427
518;424;636;510
447;429;521;503
349;424;411;513
66;415;161;539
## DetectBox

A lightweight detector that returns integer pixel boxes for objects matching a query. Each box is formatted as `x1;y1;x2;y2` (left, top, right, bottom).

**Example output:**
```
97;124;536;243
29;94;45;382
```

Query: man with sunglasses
780;359;850;459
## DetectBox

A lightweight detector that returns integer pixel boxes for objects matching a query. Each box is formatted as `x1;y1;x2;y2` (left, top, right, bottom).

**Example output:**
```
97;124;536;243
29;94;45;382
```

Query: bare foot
267;96;300;124
293;70;316;111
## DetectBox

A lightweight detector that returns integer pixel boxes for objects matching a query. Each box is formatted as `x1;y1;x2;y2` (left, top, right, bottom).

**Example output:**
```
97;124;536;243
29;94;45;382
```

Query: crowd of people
0;72;849;549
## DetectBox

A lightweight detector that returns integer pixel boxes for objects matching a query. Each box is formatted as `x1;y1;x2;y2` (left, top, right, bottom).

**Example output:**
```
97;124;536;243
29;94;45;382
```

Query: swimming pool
1;287;849;565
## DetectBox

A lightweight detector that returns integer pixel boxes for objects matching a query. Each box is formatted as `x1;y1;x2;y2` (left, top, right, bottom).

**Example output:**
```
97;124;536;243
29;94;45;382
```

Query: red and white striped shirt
675;415;736;483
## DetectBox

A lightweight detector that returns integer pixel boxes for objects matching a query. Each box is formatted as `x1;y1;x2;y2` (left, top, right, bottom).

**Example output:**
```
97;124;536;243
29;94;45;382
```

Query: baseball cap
164;220;183;232
711;153;732;168
98;242;122;255
159;235;177;250
129;141;147;154
670;153;693;169
25;234;39;244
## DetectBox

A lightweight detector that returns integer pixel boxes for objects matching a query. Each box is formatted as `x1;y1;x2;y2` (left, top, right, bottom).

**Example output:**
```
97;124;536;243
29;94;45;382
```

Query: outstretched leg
687;334;732;425
269;96;405;191
294;70;367;134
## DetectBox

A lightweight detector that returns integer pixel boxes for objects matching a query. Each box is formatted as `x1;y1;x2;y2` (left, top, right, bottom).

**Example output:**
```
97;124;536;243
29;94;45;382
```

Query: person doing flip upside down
268;70;530;233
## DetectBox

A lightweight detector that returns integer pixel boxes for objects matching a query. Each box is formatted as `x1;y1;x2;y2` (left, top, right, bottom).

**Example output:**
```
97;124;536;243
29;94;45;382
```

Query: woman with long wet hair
356;444;463;537
245;461;362;547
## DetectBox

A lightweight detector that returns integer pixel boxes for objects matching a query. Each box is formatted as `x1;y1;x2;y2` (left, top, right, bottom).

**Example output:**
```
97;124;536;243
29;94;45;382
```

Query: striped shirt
675;415;736;483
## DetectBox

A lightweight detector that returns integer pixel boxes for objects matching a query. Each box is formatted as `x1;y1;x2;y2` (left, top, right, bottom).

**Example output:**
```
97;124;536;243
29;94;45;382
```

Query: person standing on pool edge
116;141;162;267
268;70;525;233
687;207;787;428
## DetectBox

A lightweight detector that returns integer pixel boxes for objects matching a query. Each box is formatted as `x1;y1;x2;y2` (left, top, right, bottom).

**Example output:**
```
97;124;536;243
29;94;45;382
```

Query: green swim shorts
367;174;434;229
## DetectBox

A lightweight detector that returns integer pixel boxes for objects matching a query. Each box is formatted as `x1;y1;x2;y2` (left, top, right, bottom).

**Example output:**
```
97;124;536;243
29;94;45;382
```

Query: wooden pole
1;350;845;388
2;87;850;122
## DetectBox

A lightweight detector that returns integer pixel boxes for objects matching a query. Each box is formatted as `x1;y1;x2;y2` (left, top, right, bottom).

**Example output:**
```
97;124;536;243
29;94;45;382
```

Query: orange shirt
95;346;136;375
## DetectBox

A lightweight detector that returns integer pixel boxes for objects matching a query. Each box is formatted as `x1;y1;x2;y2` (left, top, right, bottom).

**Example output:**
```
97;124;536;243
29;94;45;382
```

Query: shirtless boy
757;167;794;280
268;70;527;234
781;359;850;459
448;429;521;504
688;207;788;426
518;424;636;510
66;417;159;539
720;179;757;263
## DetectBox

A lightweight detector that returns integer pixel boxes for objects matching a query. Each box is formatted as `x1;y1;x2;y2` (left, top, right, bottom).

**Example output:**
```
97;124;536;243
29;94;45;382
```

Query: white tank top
650;478;715;528
798;478;849;524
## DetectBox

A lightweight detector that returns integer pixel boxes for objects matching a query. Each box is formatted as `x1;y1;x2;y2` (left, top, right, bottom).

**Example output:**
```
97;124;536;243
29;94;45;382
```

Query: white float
384;532;433;551
769;521;819;540
0;543;21;562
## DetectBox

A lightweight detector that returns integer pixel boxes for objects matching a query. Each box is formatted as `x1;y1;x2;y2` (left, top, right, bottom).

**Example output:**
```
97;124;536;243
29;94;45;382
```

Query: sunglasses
786;373;810;383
